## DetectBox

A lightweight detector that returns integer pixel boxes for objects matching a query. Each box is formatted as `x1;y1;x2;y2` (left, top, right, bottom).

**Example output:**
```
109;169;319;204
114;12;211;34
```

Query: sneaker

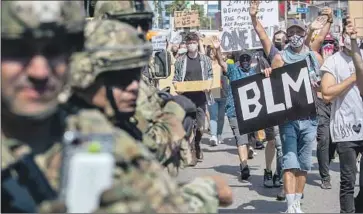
217;135;223;144
240;164;251;180
255;141;265;150
248;148;254;159
210;135;218;146
263;169;274;188
273;174;282;187
320;180;332;189
277;189;286;201
293;201;304;213
285;205;296;213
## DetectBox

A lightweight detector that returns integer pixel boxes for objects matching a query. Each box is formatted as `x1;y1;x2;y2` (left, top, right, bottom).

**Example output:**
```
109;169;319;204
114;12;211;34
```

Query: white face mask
178;48;187;54
344;35;352;51
187;44;198;52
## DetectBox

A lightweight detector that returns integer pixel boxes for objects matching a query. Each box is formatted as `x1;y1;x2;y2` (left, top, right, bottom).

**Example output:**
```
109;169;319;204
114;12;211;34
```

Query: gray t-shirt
321;50;363;143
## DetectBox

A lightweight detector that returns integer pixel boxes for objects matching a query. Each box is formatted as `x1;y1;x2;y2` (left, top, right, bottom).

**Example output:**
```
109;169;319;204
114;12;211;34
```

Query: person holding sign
173;32;213;163
213;35;271;181
250;1;324;212
321;17;363;213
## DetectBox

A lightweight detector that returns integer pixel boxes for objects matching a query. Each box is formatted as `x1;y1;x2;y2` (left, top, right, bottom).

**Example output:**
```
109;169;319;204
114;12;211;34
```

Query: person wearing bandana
250;0;324;212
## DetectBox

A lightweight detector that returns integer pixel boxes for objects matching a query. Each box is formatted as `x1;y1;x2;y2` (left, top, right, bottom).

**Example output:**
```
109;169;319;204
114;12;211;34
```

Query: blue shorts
279;118;318;172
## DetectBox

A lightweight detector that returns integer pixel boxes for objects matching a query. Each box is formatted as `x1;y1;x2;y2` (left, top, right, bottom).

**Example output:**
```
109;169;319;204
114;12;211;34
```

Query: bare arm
310;22;332;52
251;17;273;58
199;38;205;55
305;28;315;47
321;72;356;102
352;39;363;94
215;47;227;74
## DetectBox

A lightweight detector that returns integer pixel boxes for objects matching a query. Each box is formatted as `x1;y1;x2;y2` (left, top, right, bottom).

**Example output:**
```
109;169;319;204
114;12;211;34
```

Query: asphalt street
177;117;361;213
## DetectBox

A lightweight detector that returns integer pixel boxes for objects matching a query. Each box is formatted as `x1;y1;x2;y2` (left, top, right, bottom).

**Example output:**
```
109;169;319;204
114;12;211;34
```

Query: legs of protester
336;142;363;213
195;105;206;160
316;98;332;189
274;127;283;187
216;99;226;144
208;102;218;146
228;116;250;180
280;119;317;212
264;126;276;188
356;153;363;213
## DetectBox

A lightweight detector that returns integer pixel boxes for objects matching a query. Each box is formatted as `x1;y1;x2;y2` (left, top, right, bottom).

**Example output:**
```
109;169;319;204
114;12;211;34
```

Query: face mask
344;35;352;51
322;43;334;57
241;62;250;70
187;44;198;52
178;48;187;54
275;43;283;51
289;34;304;48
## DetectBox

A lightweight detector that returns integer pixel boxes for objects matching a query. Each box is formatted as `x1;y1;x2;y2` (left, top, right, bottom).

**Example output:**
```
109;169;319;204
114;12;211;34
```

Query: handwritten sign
232;60;316;135
152;35;167;51
220;0;279;51
174;10;200;28
349;1;363;38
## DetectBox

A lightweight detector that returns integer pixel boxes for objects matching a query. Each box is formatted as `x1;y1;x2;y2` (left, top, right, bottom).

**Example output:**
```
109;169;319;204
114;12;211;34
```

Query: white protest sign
220;0;279;52
152;35;167;51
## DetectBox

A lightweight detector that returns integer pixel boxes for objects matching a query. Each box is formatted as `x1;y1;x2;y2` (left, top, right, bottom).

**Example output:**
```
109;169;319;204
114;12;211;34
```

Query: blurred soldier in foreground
63;19;232;212
93;0;198;170
1;1;85;212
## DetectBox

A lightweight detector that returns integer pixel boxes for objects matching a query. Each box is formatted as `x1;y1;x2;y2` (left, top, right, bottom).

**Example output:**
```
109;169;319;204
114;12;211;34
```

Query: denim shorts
279;118;318;171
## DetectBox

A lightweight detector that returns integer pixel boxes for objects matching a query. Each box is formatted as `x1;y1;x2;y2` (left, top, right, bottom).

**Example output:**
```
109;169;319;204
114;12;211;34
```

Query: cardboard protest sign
174;10;200;28
231;60;316;135
348;1;363;38
152;35;167;51
220;1;279;52
174;80;212;92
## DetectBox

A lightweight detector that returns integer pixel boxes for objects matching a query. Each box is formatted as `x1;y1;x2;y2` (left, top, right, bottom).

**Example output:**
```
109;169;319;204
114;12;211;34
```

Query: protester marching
1;0;363;213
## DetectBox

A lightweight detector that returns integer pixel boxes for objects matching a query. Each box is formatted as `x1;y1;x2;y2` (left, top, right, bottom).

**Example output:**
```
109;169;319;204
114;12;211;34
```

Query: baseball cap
287;19;306;31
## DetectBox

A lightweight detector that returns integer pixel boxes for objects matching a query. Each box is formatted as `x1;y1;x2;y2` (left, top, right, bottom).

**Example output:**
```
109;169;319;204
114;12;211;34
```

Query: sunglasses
100;68;142;88
2;34;83;60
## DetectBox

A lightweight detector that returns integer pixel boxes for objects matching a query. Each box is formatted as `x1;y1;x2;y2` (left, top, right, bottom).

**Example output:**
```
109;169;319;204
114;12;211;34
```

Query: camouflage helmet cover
70;19;152;89
93;1;153;21
2;1;85;39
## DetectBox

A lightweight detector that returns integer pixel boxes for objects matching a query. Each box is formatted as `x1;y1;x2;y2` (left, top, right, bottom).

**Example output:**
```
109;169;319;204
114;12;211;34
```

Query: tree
166;0;187;17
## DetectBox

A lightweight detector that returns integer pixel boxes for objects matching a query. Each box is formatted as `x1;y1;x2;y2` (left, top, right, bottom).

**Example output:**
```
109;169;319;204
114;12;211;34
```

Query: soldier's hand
205;175;233;207
38;200;67;213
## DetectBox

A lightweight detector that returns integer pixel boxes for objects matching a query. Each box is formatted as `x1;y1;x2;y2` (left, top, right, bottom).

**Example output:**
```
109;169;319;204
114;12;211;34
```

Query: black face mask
275;43;283;51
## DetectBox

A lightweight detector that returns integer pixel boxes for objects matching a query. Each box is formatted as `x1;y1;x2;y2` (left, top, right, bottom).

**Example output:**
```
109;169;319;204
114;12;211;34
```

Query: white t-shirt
321;50;363;143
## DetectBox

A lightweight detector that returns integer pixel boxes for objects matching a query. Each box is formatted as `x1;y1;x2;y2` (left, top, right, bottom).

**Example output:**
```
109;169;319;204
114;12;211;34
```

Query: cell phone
59;131;115;213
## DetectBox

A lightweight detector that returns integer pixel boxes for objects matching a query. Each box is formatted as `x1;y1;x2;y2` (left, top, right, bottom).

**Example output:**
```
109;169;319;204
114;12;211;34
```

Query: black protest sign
231;60;316;135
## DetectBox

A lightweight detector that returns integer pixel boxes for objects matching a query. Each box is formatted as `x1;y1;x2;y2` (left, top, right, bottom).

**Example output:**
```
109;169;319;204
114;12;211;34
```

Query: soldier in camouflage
1;1;85;212
64;18;232;212
92;0;197;172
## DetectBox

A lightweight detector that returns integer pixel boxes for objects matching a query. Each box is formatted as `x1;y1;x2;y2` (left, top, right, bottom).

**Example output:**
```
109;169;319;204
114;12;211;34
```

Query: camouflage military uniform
93;0;193;176
65;19;219;213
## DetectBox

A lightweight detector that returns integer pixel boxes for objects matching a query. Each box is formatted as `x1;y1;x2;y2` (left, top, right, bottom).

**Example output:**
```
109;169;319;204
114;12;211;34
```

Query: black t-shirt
184;54;203;81
183;54;206;106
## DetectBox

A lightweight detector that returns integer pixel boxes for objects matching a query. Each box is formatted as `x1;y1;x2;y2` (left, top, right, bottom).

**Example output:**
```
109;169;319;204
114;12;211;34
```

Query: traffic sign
296;8;309;13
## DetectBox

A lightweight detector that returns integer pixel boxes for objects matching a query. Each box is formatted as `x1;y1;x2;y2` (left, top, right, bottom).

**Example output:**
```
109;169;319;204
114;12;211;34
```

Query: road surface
177;117;360;213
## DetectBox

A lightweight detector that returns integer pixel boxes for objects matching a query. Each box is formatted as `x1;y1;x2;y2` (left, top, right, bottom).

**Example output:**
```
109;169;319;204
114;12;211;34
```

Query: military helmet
70;19;152;89
93;1;153;31
94;1;153;20
2;1;85;39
